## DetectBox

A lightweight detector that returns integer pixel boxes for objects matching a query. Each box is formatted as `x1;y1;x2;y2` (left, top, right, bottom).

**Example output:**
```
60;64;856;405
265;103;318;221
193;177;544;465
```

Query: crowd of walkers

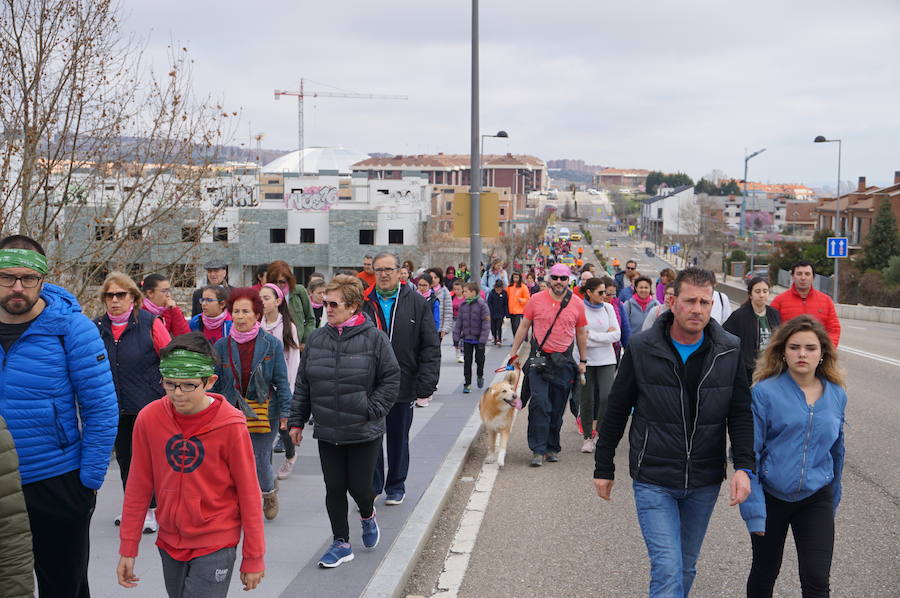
0;230;848;597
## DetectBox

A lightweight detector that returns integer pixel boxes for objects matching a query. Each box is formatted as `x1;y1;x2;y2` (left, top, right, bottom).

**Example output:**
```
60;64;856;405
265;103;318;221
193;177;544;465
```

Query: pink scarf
633;294;654;311
331;312;365;335
229;320;261;344
418;288;432;299
201;310;229;330
142;298;166;316
261;313;283;336
310;300;323;309
107;306;133;325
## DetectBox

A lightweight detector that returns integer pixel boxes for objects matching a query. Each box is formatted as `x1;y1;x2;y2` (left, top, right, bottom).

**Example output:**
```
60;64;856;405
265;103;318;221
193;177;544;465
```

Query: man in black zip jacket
593;268;754;597
362;252;441;505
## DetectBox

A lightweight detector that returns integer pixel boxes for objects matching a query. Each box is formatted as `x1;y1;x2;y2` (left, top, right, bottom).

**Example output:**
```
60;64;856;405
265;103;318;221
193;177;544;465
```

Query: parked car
745;266;770;283
608;237;618;246
570;232;583;241
607;224;617;232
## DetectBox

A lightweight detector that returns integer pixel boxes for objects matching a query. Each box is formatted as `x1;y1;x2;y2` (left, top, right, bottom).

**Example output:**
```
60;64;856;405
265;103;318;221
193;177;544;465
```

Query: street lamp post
740;147;766;237
814;135;842;304
470;0;481;277
480;130;509;233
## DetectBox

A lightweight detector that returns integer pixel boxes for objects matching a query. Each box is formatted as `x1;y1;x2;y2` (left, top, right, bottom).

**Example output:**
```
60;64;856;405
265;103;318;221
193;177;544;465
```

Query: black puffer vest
627;312;742;489
96;309;164;415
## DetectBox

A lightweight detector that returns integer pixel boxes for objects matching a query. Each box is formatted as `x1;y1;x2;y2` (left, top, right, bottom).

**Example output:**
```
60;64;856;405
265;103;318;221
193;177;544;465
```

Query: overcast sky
126;0;899;188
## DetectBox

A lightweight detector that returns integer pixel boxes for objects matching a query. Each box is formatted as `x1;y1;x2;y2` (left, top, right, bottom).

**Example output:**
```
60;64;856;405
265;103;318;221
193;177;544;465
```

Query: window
388;229;404;245
86;263;109;286
206;187;218;193
170;264;196;288
94;224;114;241
294;266;315;286
213;227;229;242
445;201;453;214
125;263;143;280
499;208;506;217
377;189;390;195
126;226;143;240
264;192;283;200
300;228;315;243
181;226;200;243
270;228;286;243
359;230;375;245
105;185;115;191
267;179;280;185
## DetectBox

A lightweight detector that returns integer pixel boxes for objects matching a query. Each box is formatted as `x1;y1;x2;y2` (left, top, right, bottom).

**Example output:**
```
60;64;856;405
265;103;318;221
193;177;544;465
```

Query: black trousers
116;413;157;509
373;402;415;496
490;317;504;342
462;342;486;385
747;485;835;598
509;314;523;336
318;437;382;541
23;469;96;598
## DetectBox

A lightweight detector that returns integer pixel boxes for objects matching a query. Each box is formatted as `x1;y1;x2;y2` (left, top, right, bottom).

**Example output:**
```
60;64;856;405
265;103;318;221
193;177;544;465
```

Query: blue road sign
826;237;849;258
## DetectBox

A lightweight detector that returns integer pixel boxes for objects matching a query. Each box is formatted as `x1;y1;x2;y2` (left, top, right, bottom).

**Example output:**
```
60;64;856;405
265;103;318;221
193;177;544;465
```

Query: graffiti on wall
285;186;339;211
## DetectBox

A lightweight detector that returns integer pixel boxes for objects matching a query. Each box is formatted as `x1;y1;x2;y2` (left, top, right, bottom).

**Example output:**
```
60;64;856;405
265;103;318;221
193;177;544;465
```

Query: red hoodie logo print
165;435;206;473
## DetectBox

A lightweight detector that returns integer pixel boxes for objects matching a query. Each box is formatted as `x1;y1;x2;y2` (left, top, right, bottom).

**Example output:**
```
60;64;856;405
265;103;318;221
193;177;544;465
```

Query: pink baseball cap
549;263;571;277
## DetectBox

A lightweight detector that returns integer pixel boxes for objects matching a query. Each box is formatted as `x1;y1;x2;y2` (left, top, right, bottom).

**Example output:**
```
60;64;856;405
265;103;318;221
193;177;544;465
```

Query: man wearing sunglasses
0;234;118;597
614;259;637;295
508;263;588;467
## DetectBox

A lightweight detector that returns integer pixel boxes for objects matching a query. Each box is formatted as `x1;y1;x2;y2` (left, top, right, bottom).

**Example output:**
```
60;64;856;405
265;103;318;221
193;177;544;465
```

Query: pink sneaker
415;397;430;408
277;455;297;480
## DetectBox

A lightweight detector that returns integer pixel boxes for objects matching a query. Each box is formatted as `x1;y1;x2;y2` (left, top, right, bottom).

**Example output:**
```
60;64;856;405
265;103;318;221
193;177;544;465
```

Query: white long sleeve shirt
574;300;621;366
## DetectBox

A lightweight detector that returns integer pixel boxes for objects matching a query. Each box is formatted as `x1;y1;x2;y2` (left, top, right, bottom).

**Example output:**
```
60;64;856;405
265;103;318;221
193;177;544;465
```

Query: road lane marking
839;345;900;367
844;325;867;330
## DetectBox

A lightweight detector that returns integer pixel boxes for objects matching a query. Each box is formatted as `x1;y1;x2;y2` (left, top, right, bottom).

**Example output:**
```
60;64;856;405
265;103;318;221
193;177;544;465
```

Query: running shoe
361;511;380;548
318;540;354;568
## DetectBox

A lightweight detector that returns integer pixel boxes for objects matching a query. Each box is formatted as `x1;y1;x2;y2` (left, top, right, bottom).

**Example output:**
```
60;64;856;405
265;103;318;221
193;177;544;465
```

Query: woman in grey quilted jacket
288;275;400;568
0;413;34;597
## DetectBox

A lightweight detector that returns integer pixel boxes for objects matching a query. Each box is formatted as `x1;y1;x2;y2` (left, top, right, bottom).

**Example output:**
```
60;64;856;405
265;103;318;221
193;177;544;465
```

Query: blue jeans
250;427;279;493
526;364;574;454
633;480;721;597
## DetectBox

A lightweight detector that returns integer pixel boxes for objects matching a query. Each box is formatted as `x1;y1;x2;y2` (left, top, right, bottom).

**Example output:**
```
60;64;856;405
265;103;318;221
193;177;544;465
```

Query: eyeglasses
549;275;568;281
103;291;129;301
324;301;345;309
625;266;636;271
0;273;43;288
199;297;220;304
374;267;396;274
275;279;289;285
162;381;200;393
154;288;172;295
605;290;616;296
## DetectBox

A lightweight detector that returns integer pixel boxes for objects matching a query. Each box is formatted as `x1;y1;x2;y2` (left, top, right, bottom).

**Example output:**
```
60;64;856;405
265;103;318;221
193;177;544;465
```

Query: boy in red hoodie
116;332;265;596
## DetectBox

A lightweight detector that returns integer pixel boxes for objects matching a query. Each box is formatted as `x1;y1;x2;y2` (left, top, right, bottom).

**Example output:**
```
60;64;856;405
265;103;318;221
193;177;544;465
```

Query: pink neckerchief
229;320;261;344
330;312;365;335
107;306;133;325
261;313;283;335
202;310;229;330
142;298;166;316
418;288;432;299
633;293;654;310
310;300;323;309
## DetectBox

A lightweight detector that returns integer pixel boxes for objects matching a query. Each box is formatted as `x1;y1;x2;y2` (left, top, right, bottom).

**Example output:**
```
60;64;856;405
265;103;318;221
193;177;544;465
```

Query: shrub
884;255;900;286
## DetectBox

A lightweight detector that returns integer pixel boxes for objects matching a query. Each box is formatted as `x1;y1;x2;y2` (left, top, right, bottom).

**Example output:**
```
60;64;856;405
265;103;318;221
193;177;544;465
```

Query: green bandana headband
0;249;49;275
159;349;216;380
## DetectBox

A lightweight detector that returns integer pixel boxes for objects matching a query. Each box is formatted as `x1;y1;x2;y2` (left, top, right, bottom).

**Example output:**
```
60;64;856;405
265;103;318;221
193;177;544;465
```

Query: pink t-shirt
524;290;587;353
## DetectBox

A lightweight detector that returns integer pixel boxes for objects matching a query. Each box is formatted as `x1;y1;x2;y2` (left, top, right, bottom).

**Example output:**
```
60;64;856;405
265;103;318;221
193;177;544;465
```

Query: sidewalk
86;338;509;598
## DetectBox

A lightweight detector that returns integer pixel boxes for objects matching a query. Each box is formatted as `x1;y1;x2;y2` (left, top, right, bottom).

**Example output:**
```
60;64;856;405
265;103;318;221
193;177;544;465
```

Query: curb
359;390;489;597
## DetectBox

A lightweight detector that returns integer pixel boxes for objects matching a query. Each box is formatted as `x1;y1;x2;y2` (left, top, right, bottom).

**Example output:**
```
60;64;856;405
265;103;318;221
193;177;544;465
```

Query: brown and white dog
479;369;522;467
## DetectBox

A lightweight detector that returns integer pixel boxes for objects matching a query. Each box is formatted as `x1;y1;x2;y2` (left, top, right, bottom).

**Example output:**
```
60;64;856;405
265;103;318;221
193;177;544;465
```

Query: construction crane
274;79;407;175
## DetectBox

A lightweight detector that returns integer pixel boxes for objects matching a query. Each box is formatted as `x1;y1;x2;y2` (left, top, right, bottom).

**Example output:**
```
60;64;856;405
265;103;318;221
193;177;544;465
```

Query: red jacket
119;394;265;573
160;305;191;337
771;284;841;347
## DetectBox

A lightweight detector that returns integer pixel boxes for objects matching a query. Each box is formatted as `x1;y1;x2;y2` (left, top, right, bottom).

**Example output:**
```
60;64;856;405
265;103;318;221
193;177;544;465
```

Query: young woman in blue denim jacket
740;315;846;598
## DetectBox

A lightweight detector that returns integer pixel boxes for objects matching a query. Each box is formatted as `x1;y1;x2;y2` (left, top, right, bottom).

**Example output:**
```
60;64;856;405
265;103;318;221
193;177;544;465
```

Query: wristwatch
579;359;588;363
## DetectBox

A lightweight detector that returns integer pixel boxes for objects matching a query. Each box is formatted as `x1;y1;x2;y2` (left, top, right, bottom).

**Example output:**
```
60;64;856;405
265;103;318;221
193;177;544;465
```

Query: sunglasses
549;275;568;281
103;291;129;301
324;301;346;309
626;266;636;271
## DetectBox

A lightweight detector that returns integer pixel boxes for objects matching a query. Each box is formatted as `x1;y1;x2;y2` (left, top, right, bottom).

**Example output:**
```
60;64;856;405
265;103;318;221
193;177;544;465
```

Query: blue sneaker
361;511;380;548
318;539;354;568
462;385;471;394
384;492;405;505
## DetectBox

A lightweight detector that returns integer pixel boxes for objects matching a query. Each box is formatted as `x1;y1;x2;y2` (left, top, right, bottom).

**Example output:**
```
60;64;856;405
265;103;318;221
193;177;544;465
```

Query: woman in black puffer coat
288;275;400;567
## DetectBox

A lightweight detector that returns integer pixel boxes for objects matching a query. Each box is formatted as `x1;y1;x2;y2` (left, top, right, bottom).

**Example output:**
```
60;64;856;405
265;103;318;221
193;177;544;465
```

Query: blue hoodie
740;371;846;533
0;283;118;489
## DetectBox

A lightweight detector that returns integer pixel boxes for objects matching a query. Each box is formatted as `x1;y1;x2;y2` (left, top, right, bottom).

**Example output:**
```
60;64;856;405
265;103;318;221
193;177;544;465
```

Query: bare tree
0;0;238;302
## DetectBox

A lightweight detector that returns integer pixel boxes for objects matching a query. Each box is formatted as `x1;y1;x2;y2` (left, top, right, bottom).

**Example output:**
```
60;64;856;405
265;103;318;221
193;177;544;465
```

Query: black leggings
747;485;835;597
318;437;382;541
509;314;523;336
490;317;504;342
116;413;156;509
463;342;486;385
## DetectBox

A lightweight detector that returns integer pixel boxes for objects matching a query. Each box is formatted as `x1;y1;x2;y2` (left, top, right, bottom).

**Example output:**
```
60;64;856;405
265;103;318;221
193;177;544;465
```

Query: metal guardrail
777;269;833;296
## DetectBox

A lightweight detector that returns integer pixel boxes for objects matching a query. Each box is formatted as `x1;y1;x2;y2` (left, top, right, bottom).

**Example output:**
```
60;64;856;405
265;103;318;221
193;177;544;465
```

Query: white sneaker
580;438;594;453
142;509;158;534
456;354;464;363
277;455;298;480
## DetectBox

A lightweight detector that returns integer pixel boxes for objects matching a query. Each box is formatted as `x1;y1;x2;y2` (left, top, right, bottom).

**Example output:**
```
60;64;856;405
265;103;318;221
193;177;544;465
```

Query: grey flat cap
203;259;228;270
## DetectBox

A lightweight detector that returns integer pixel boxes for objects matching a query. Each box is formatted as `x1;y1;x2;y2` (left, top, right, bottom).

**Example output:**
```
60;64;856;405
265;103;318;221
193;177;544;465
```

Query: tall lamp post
481;130;509;234
740;148;766;237
470;0;481;276
814;135;842;303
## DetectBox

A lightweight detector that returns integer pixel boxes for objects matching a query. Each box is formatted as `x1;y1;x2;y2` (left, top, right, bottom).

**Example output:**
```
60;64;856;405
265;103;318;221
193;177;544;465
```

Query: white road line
839;345;900;367
844;325;867;330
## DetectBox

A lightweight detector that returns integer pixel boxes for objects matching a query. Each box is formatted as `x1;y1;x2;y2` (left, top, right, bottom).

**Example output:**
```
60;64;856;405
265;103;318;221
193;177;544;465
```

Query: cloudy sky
126;0;899;188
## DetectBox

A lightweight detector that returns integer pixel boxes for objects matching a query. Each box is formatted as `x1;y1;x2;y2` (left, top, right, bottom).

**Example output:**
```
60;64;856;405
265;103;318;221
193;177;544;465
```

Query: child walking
486;279;508;346
116;332;265;596
453;282;491;393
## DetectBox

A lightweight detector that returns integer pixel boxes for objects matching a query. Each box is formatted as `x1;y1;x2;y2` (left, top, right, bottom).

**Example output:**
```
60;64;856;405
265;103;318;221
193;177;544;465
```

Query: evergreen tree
719;180;742;195
857;198;900;271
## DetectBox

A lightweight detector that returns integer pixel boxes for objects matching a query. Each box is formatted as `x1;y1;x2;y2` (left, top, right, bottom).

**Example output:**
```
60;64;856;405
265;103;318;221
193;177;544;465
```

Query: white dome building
261;146;369;175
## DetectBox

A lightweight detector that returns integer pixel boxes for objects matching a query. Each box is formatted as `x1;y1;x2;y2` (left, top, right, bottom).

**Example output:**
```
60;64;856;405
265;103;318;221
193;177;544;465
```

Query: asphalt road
407;220;900;597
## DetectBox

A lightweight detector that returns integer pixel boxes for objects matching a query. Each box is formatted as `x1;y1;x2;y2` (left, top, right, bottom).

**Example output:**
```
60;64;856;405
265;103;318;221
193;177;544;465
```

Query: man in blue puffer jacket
0;235;118;598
